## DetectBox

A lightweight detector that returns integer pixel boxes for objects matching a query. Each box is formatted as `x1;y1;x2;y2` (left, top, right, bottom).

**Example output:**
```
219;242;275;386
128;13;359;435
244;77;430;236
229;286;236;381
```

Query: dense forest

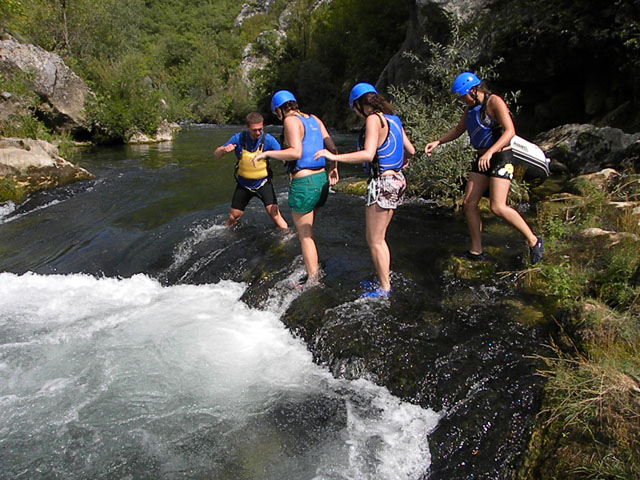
0;0;409;139
1;0;639;141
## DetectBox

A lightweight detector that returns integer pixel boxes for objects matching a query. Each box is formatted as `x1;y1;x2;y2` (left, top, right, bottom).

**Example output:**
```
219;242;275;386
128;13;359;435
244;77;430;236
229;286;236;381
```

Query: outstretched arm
315;114;381;164
424;114;466;156
253;116;303;164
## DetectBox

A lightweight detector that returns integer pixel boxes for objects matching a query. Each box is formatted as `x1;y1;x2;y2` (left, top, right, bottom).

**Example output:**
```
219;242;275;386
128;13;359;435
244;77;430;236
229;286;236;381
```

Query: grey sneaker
529;237;544;264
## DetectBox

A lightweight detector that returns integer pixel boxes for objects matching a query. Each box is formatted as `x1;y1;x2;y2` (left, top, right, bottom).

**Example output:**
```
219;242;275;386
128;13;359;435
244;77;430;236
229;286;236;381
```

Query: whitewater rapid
0;272;440;479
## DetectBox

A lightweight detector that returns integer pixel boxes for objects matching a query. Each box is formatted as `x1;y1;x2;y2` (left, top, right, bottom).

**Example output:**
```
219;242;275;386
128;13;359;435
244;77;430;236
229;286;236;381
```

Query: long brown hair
354;92;394;115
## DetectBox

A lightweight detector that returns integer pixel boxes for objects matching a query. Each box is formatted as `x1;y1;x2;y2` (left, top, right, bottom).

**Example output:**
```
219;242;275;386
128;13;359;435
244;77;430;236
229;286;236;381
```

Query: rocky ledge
0;137;93;203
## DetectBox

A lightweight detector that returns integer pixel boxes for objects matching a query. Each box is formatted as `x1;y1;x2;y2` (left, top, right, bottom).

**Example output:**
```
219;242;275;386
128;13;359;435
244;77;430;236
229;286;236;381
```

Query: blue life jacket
465;94;501;149
287;115;325;174
358;113;405;178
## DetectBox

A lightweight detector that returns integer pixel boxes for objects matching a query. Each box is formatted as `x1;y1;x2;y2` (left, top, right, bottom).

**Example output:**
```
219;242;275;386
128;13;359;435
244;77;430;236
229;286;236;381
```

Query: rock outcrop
0;137;93;202
0;35;93;136
378;0;490;89
234;0;277;27
535;124;640;175
127;121;181;144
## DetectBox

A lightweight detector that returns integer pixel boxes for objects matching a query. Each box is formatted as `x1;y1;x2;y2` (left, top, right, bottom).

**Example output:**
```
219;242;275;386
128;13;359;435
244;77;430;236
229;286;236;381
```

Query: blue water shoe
360;288;391;299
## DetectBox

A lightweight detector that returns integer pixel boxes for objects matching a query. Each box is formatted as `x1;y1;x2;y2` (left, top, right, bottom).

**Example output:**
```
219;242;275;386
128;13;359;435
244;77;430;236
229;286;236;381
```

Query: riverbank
333;169;640;478
517;170;640;478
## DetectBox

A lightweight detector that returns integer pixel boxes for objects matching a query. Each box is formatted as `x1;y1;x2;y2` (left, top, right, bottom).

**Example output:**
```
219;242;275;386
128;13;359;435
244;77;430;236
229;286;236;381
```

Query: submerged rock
0;137;93;202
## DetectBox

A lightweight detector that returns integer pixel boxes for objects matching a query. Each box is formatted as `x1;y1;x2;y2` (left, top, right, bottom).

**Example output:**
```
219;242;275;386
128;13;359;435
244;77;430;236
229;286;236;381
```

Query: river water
0;125;546;479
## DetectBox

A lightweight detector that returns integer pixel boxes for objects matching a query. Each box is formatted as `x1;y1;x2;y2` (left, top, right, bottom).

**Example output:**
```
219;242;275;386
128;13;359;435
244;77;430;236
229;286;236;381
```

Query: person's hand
477;151;493;172
251;152;267;167
424;141;439;156
223;143;236;153
328;167;339;186
314;149;335;162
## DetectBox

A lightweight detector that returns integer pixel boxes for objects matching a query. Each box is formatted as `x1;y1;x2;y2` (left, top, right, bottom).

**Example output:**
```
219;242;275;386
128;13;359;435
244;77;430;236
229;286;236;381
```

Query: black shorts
471;149;515;180
231;179;278;211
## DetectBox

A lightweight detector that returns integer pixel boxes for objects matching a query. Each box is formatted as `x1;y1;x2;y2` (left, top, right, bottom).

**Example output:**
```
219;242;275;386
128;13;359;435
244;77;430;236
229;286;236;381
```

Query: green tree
391;13;509;205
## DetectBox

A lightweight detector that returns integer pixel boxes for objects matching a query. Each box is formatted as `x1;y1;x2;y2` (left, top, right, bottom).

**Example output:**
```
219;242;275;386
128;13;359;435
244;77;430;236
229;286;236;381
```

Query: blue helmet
271;90;297;113
349;82;378;109
450;72;481;97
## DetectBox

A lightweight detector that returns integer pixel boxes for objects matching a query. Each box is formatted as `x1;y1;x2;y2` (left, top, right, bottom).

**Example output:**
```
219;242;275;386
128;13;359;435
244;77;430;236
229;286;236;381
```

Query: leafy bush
389;12;519;205
84;54;164;142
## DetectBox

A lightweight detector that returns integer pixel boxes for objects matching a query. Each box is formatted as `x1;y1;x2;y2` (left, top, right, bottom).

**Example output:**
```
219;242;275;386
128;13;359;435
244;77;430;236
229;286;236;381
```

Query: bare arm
314;115;340;185
476;95;515;171
424;114;466;155
213;143;236;158
484;95;515;155
315;114;381;164
253;116;303;163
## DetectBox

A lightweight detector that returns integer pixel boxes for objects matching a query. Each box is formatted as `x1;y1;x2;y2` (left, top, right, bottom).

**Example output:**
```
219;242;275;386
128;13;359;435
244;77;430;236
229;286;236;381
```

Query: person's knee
463;197;478;213
490;203;509;218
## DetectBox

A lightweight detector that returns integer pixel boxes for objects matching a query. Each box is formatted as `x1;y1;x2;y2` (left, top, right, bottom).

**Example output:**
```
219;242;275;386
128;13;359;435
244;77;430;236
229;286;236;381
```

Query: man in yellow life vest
213;112;289;229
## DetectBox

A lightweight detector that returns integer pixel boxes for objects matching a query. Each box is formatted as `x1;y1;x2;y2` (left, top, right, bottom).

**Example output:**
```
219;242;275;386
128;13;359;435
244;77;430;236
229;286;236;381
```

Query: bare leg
488;177;538;246
292;210;319;280
265;204;289;229
226;208;243;228
463;173;490;254
365;204;394;291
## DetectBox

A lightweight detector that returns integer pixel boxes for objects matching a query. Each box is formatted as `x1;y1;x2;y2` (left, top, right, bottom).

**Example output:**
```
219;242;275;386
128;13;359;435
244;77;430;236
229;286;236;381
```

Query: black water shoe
457;250;486;261
529;237;544;265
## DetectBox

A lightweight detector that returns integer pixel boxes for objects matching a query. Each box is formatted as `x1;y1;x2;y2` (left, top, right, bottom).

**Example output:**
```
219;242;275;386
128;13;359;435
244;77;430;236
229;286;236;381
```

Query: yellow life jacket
236;132;268;180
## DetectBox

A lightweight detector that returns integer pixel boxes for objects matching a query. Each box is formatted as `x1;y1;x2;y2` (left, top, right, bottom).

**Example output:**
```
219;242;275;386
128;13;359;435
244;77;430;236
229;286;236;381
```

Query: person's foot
456;250;486;261
360;287;391;299
360;279;379;291
529;237;544;264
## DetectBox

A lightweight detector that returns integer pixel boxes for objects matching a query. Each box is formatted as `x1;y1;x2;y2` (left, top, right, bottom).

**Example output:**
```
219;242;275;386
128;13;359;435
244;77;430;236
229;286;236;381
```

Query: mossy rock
0;176;28;202
500;298;546;327
0;164;93;203
333;179;367;196
440;254;497;282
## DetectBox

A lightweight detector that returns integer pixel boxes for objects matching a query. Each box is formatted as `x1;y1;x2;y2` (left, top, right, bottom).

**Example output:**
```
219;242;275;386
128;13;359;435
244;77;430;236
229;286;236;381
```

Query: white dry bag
510;135;551;180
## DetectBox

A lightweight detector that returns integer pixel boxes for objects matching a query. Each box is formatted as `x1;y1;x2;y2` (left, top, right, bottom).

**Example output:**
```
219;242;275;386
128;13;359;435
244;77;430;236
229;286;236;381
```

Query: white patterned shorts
365;172;406;209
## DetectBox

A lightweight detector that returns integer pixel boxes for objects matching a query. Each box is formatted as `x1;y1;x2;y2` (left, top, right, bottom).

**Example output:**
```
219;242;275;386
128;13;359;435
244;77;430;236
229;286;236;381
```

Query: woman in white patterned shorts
316;83;415;298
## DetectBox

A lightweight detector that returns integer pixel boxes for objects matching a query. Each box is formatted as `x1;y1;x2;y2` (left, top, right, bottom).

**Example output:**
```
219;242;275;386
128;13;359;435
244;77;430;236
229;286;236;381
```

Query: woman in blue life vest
424;72;544;264
315;83;415;298
252;90;339;285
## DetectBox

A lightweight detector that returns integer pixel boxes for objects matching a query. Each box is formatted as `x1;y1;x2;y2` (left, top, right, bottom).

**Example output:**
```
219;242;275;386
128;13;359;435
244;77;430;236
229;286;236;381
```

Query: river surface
0;125;546;479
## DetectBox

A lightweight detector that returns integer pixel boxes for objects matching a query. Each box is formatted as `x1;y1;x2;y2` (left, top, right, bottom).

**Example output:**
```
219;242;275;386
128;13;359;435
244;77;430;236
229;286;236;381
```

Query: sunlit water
0;126;442;479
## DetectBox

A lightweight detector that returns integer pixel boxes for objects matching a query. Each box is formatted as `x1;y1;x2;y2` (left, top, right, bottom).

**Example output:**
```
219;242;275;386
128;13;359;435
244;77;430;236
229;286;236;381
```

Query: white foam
0;272;440;479
0;199;62;224
0;200;16;220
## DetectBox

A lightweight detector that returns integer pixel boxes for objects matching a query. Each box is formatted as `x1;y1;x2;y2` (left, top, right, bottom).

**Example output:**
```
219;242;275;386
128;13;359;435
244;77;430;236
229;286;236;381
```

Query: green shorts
288;170;329;213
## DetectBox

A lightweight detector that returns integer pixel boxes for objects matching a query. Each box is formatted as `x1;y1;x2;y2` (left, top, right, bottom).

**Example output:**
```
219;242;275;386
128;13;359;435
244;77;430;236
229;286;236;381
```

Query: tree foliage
253;0;409;126
391;13;512;205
